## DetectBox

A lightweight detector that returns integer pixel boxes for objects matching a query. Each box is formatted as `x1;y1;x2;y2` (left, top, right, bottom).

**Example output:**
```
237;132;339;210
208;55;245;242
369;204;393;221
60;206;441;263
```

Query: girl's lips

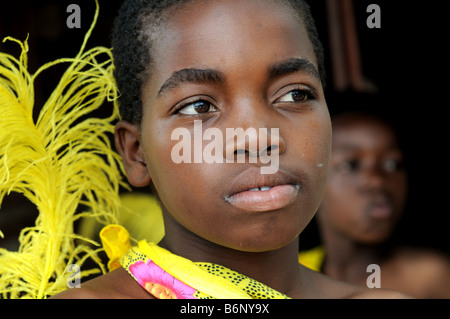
367;201;394;219
366;195;394;220
225;184;300;212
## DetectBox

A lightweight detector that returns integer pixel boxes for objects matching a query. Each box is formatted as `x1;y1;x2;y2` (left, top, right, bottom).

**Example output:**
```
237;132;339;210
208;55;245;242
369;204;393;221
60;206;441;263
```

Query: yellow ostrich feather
0;1;125;298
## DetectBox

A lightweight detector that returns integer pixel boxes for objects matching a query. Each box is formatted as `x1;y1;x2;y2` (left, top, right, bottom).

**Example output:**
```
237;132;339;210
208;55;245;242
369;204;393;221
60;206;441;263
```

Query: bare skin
315;113;450;298
54;0;409;299
53;262;408;299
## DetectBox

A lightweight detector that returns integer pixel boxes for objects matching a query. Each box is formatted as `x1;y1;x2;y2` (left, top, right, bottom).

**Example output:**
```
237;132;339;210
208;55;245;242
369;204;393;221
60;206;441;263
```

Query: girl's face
319;116;407;244
125;0;331;252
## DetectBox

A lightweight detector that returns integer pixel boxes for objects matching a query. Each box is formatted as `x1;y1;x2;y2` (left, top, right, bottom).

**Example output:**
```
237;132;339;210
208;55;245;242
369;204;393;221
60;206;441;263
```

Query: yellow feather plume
0;1;125;298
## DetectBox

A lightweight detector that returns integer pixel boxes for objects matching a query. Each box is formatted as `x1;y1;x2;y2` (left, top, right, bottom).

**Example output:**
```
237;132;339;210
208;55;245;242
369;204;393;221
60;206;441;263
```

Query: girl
55;0;408;299
300;110;450;298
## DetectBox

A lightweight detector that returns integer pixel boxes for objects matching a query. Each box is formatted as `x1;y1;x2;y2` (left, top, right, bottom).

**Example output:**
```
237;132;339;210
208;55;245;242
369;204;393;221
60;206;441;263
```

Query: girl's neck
320;230;388;285
159;213;303;297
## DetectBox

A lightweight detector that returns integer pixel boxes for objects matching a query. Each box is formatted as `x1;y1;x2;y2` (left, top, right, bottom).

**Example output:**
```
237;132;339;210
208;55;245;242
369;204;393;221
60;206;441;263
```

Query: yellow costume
298;246;325;272
0;1;294;299
101;225;289;299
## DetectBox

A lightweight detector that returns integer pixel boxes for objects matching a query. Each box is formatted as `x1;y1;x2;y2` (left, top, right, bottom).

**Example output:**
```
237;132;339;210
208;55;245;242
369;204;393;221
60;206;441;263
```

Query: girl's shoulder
51;267;153;299
299;265;412;299
384;247;450;298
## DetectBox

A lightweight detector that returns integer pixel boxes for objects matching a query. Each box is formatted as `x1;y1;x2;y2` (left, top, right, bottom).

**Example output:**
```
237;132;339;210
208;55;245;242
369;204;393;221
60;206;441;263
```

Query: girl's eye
276;88;315;103
336;159;360;174
177;100;217;115
382;158;404;173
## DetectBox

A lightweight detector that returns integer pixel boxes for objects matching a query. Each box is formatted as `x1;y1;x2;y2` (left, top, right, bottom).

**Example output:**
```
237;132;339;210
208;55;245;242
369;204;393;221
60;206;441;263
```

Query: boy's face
319;116;407;244
118;0;331;252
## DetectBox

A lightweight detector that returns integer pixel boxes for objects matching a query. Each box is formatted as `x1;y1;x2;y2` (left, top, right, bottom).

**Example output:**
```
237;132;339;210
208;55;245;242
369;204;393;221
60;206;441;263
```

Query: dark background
0;0;448;255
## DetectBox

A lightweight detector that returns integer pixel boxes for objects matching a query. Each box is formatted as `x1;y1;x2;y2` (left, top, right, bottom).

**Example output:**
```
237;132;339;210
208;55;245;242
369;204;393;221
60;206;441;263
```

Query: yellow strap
137;241;251;299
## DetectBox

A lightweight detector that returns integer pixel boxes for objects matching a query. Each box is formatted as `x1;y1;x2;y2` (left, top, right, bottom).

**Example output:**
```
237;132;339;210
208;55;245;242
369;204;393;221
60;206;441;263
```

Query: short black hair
112;0;325;124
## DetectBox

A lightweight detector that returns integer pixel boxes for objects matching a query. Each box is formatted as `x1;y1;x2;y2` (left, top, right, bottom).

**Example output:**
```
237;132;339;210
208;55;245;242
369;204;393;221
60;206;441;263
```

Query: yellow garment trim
100;225;132;271
101;225;289;299
298;246;325;272
136;241;252;299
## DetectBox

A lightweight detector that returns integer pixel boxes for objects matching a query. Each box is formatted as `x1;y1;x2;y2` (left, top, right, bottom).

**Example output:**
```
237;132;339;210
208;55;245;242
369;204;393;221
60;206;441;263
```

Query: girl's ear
115;120;151;187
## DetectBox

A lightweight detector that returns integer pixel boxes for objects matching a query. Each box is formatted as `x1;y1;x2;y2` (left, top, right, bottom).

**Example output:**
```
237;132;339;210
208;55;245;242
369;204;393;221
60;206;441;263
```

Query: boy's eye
276;88;315;103
177;100;217;115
